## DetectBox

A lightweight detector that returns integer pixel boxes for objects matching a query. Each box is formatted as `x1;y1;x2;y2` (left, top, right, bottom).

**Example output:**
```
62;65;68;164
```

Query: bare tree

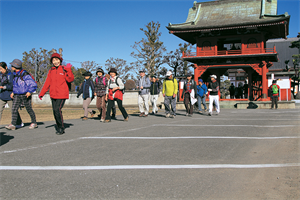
22;48;52;90
81;61;99;79
131;21;166;76
163;43;194;77
105;57;133;81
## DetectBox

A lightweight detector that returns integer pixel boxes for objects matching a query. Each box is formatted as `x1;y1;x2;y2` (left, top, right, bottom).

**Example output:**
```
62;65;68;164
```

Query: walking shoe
29;123;38;129
144;114;148;117
205;109;208;112
199;111;203;114
208;112;212;116
5;124;16;130
124;116;129;122
186;113;189;116
91;110;96;118
216;112;219;115
188;114;193;117
16;123;25;129
104;119;111;123
165;113;170;118
111;115;117;120
139;112;145;117
100;119;104;122
56;128;65;135
82;116;88;121
170;115;175;118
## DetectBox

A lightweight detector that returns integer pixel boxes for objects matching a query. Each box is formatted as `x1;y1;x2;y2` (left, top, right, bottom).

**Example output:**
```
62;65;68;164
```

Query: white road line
153;124;299;128
191;118;300;121
80;136;300;140
1;163;299;170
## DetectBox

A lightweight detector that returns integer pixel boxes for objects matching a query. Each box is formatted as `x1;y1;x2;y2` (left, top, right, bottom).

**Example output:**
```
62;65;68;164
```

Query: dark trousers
51;99;65;129
105;99;128;120
11;95;36;125
184;93;193;114
271;96;278;109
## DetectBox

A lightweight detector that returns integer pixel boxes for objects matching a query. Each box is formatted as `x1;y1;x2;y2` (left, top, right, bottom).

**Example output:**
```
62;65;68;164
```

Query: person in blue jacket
196;79;208;113
0;62;22;128
77;71;96;120
5;59;38;130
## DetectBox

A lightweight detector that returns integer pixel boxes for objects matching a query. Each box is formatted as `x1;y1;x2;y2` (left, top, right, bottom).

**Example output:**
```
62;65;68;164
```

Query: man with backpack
137;69;151;117
162;71;178;118
5;59;38;130
269;79;280;109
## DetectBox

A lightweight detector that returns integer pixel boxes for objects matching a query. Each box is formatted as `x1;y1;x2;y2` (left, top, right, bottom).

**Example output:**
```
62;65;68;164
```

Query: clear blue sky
1;0;299;69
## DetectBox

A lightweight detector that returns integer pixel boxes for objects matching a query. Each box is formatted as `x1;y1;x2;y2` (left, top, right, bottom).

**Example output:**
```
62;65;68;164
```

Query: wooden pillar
247;69;253;101
261;61;268;101
194;64;199;84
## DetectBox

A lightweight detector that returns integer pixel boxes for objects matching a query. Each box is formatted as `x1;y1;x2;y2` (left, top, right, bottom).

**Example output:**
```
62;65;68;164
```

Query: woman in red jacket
39;53;74;135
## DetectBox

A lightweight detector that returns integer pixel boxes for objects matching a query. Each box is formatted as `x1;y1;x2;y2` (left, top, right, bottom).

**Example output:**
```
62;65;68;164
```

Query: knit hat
10;59;22;69
96;68;104;75
108;68;118;75
198;79;203;83
166;71;172;77
82;71;92;77
50;53;63;63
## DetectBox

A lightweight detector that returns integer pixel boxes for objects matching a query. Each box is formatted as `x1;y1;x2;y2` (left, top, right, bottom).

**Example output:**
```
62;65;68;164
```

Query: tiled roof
167;0;289;31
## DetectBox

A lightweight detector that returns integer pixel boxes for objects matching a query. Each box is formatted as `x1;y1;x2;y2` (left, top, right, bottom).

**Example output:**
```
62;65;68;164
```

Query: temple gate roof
167;0;290;43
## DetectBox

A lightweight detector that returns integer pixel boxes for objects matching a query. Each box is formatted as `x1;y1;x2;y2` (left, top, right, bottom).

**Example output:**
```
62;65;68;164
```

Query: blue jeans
197;96;207;111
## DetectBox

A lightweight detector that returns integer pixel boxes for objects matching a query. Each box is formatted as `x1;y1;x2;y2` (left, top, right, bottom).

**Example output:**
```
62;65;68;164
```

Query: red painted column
194;64;199;83
261;61;268;101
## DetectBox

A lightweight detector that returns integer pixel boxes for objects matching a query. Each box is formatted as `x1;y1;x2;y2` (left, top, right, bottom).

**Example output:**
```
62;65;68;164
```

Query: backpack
109;77;125;94
96;76;106;86
15;69;36;83
272;85;279;94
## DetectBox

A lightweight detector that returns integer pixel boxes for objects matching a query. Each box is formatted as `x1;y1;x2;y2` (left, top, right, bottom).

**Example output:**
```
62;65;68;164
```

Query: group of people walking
1;53;223;136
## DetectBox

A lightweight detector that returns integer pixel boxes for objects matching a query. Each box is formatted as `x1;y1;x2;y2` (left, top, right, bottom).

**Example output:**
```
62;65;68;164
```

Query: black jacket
182;79;197;98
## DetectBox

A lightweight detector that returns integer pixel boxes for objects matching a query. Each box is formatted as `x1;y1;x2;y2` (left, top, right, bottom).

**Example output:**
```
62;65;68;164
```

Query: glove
39;95;43;100
65;63;72;70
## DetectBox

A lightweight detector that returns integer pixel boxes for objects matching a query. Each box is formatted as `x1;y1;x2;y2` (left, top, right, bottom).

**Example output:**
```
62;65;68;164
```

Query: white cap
166;71;172;77
210;74;217;79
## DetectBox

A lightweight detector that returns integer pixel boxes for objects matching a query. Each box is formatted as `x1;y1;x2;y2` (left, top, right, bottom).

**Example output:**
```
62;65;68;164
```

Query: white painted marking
191;118;300;121
80;136;300;140
153;124;299;128
1;163;299;170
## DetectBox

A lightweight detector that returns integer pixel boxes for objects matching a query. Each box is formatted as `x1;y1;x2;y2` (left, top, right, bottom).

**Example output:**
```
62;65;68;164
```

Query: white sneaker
170;115;175;118
166;114;170;118
29;123;38;129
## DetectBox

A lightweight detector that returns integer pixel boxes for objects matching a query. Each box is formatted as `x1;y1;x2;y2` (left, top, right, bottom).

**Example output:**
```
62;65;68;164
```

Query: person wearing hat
136;69;151;117
0;62;23;128
104;68;128;122
39;53;74;135
269;79;280;109
181;73;197;116
149;74;161;115
208;74;220;116
196;79;208;113
77;71;96;120
162;71;178;118
94;68;108;122
5;59;38;130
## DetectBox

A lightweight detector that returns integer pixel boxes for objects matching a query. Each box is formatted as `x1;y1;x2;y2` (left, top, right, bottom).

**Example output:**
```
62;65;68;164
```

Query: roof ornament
193;1;197;10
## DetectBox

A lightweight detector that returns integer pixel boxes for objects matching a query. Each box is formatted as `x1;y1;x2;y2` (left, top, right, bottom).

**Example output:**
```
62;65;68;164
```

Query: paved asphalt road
0;108;299;199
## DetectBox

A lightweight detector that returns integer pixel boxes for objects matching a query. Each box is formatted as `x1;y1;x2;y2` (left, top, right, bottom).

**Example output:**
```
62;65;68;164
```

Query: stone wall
32;91;164;107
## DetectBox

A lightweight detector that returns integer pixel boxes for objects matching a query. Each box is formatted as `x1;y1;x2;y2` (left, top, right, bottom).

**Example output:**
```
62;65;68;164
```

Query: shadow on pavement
0;132;14;146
